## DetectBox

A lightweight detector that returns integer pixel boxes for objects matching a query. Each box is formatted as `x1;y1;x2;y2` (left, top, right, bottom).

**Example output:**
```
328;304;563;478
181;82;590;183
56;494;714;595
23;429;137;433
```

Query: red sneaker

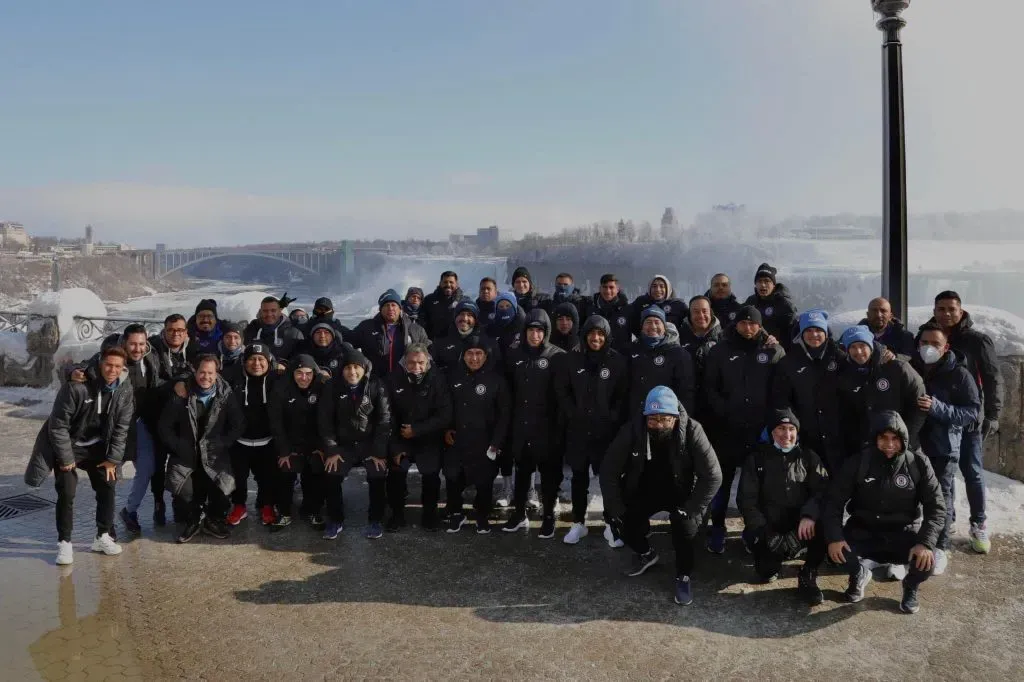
226;504;248;526
261;505;276;526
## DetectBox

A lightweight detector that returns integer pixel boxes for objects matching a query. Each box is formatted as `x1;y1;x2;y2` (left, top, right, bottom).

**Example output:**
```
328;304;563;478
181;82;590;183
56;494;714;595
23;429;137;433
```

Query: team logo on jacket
537;358;549;369
894;473;911;489
654;355;665;366
827;360;837;372
757;352;769;364
616;316;627;326
706;341;716;349
728;312;737;321
876;378;891;392
600;368;611;379
765;306;774;317
475;384;487;395
308;394;318;404
663;305;671;314
329;359;339;368
488;312;495;320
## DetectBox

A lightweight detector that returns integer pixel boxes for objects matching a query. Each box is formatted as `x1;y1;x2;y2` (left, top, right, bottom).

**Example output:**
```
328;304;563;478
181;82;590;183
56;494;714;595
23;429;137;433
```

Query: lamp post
872;0;910;321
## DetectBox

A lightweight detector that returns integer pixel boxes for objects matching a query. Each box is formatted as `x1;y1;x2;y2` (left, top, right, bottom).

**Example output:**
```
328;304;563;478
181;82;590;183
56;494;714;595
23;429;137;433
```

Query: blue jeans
126;420;156;514
929;457;956;550
957;425;986;525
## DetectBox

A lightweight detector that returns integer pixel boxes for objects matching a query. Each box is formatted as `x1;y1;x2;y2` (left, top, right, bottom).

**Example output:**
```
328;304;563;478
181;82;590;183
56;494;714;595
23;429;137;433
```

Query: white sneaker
563;522;589;545
90;533;123;556
496;476;513;508
886;563;908;581
55;541;74;566
603;524;624;548
933;548;948;576
969;522;991;554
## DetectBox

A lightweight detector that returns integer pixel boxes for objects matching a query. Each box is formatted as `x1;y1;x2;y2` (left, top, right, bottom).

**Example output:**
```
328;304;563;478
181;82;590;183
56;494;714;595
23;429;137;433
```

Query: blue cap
840;325;874;350
643;386;681;416
378;289;402;308
799;309;829;334
455;300;479;318
496;291;518;311
640;305;667;324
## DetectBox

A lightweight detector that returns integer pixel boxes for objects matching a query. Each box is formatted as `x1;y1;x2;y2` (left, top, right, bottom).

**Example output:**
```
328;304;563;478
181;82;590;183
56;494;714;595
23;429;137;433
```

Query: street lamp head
872;0;910;17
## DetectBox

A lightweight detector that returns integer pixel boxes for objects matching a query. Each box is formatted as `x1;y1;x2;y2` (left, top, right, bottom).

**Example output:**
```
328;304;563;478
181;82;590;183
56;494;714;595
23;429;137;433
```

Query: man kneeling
738;409;829;605
601;386;722;605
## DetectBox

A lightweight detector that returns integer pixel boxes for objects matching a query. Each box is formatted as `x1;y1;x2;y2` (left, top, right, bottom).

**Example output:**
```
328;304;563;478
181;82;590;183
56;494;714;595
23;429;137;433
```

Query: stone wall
984;356;1024;482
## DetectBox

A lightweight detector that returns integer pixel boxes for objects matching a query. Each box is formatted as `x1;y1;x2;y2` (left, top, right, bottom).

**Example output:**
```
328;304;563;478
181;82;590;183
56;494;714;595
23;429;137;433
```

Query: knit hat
455;300;480;319
244;342;274;363
511;266;533;285
405;287;424;301
291;354;320;373
222;321;245;337
313;297;334;312
378;289;402;308
840;325;874;350
310;322;338;341
799;309;829;335
734;305;763;325
495;291;518;311
463;334;491;354
195;299;218;317
769;408;801;433
640;305;667;324
643;386;681;417
342;346;371;372
754;263;778;284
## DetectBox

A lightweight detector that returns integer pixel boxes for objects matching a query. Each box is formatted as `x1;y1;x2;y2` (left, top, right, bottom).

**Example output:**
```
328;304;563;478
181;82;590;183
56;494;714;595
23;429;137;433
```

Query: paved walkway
1;400;1023;681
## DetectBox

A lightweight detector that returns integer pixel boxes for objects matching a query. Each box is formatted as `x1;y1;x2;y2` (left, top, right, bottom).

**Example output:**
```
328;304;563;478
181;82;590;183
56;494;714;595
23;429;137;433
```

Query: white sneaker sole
90;543;122;556
502;519;529;533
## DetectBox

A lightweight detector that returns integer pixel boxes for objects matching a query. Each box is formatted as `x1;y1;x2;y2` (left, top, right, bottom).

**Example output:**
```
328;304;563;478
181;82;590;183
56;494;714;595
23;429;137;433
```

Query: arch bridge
138;243;390;280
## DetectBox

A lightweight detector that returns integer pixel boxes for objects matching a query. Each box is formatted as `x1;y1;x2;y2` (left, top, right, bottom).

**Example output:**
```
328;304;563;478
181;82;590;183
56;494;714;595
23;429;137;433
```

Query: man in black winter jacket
627;306;695;418
477;277;499;324
431;300;499;375
706;273;742;326
540;272;586;321
421;271;465;340
825;411;945;614
549;301;581;353
703;306;784;551
511;265;550;313
738;409;829;604
502;309;567;538
862;297;915;356
349;289;430;379
301;297;350;340
403;287;424;325
387;345;453;532
583;274;633;355
930;291;1003;553
911;322;981;571
556;315;628;546
486;292;526;359
299;321;347;378
744;263;798;350
28;346;134;565
150;314;191;381
601;386;722;606
244;295;304;365
629;274;686;337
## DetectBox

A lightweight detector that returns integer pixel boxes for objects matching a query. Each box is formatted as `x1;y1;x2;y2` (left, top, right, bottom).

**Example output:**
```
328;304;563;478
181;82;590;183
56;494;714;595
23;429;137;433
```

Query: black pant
298;472;323;516
570;467;611;524
54;457;116;542
150;447;169;500
842;527;933;587
387;460;440;519
929;456;956;551
174;466;225;524
752;524;826;579
277;472;299;516
621;495;699;577
445;460;498;519
512;453;563;517
230;442;275;507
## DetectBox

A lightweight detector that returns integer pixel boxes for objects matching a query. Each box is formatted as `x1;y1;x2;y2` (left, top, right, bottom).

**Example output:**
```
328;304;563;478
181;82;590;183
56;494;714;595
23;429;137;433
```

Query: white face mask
773;442;796;453
919;345;942;365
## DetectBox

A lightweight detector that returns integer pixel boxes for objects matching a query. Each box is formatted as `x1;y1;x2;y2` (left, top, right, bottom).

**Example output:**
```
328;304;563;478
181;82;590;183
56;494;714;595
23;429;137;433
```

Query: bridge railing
71;315;166;343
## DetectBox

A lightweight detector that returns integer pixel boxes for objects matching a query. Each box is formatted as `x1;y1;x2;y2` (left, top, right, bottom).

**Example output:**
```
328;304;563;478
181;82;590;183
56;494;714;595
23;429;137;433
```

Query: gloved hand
485;447;498;461
982;418;1000;440
780;531;803;558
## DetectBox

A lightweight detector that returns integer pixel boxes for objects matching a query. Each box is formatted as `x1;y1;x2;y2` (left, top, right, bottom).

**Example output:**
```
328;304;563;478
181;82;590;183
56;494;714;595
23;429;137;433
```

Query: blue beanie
455;300;480;318
640;305;667;324
840;325;874;350
496;291;518;311
799;309;830;335
378;289;402;308
643;386;681;416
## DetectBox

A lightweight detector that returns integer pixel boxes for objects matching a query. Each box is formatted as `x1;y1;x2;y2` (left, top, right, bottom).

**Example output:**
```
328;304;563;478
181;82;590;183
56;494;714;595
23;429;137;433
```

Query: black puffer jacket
926;310;1003;423
504;309;567;458
911;349;981;462
738;443;829;533
510;266;550;313
744;283;798;350
824;411;946;549
298;322;347;377
678;317;723;389
837;351;926;455
447;360;511;463
149;333;191;381
268;367;326;457
317;372;392;462
229;370;278;442
243;317;304;361
487;304;526;357
600;413;722;520
421;286;466;340
548;301;581;353
540;286;586;322
704;328;784;435
387;364;453;454
630;275;686;337
348;313;430;379
628;324;696;417
705;291;742;327
858;317;915;357
583;292;633;355
432;316;501;375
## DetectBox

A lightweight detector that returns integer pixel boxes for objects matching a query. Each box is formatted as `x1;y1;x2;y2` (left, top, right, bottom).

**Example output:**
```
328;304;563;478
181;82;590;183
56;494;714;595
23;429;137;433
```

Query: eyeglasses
167;328;188;335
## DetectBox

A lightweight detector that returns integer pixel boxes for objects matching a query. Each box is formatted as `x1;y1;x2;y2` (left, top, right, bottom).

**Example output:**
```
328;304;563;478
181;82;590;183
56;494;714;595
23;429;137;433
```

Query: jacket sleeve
47;383;80;468
704;347;728;420
157;397;188;460
914;454;946;549
823;454;860;543
599;423;634;520
552;355;575;421
771;362;794;410
799;448;830;522
779;300;798;350
317;382;340;456
411;378;452;437
490;376;512;451
411;321;431;349
975;333;1003;421
370;382;393;460
899;362;928;450
104;388;135;464
267;389;292;457
927;368;982;427
683;419;723;519
221;391;247;447
674;350;696;418
737;453;766;531
611;357;629;426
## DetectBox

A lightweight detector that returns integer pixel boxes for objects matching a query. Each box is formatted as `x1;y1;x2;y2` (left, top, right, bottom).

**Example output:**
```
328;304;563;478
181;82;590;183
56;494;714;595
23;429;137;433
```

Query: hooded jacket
387;362;453;458
630;275;686;337
859;316;916;357
510;266;550;313
926;310;1003;423
348;312;429;379
421;284;467;340
628;323;696;418
71;333;164;433
504;309;568;458
486;292;527;356
600;411;722;521
540;283;586;322
824;411;946;549
229;364;278;443
744;283;798;351
738;442;829;533
432;307;501;375
679;316;723;381
911;349;982;461
243;316;304;362
149;332;191;381
299;322;347;376
188;316;227;356
548;301;581;353
268;361;327;460
837;349;926;455
158;375;245;497
445;350;511;477
705;290;742;327
317;355;392;463
300;314;349;341
704;327;785;440
583;291;633;355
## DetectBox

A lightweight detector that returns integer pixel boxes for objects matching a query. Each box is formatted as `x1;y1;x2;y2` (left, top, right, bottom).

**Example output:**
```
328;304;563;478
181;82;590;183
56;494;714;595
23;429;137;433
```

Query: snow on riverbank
832;305;1024;355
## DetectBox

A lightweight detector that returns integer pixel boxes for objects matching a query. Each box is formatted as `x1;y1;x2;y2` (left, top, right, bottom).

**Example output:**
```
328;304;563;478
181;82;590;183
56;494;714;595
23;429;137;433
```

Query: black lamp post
873;0;910;322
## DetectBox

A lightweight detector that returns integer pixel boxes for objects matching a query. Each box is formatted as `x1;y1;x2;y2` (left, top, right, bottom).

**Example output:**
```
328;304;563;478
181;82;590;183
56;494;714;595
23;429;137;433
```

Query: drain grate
0;494;55;521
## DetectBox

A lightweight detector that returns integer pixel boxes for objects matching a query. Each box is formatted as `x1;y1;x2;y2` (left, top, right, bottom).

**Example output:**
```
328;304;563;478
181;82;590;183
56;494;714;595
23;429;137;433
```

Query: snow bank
216;291;273;324
27;288;108;345
831;305;1024;355
0;385;59;418
0;332;29;364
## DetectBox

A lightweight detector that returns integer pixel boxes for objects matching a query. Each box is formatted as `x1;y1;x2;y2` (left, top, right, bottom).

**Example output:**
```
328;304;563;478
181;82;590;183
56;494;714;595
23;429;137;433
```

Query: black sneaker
119;507;142;535
674;576;694;605
797;568;824;606
385;512;406;532
201;518;230;539
476;518;492;535
845;563;872;603
177;520;201;544
152;499;167;527
308;514;326;530
900;580;920;614
271;515;292;530
538;516;556;539
447;513;467;534
502;514;529;533
627;550;660;577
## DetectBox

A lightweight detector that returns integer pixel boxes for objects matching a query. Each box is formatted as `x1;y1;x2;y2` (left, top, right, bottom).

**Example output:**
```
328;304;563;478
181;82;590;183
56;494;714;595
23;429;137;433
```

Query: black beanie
735;305;763;325
291;353;320;373
769;408;800;432
342;346;371;372
464;334;491;355
243;342;274;363
512;266;533;285
314;297;334;312
222;320;245;336
195;299;218;317
754;263;778;285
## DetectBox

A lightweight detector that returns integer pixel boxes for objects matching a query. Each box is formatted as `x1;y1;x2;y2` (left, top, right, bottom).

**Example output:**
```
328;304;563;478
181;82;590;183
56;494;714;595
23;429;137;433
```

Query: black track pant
55;452;115;542
512;453;563;518
841;527;934;588
174;466;226;525
230;442;276;507
621;495;699;577
752;525;826;579
445;460;499;519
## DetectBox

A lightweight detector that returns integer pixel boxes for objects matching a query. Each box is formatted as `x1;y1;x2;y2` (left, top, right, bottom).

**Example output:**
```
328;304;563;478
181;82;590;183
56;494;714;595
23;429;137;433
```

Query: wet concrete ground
2;401;1023;681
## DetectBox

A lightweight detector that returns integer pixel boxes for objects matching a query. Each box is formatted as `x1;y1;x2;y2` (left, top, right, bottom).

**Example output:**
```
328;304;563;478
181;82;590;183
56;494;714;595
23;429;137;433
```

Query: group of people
25;263;1003;612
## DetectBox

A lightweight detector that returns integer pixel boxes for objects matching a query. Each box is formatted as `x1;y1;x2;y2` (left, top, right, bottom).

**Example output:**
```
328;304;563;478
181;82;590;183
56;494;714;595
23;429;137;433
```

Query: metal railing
0;310;54;333
71;315;165;343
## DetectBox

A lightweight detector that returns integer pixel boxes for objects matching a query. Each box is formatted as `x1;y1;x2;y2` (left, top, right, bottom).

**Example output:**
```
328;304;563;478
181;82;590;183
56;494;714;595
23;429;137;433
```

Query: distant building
0;221;30;249
475;225;499;248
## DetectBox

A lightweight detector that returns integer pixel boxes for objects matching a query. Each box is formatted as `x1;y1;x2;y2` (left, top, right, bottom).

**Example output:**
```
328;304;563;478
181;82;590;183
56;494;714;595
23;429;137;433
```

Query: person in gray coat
158;354;246;544
25;346;134;566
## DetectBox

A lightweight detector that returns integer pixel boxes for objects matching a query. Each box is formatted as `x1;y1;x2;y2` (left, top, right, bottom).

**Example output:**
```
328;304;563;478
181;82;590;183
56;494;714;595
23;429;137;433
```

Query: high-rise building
0;221;30;249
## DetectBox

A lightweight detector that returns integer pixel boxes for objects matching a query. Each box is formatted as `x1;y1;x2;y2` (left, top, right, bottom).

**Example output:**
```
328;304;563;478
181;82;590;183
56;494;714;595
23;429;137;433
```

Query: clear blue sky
1;1;1021;246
